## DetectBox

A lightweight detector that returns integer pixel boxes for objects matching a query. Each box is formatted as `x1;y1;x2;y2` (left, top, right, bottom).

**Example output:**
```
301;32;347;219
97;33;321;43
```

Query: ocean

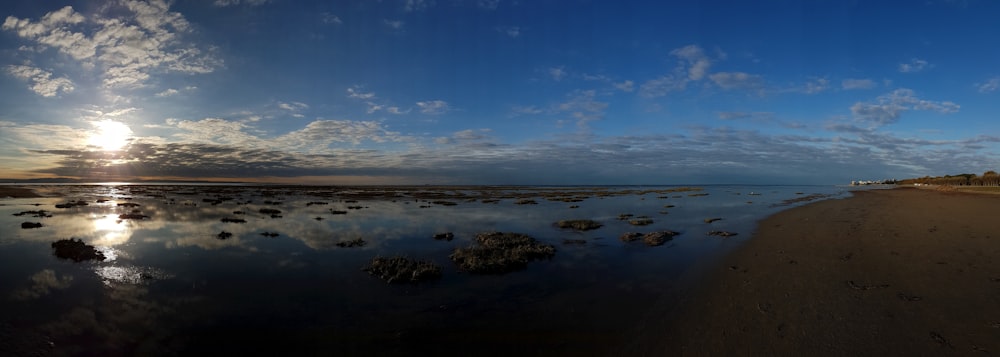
0;184;888;355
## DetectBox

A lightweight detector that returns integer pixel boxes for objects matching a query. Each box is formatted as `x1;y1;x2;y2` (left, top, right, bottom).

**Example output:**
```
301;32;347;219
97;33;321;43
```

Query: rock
620;232;643;242
217;231;233;240
20;222;42;229
220;217;246;223
629;218;654;226
704;217;722;223
708;230;738;237
363;256;442;283
433;232;455;241
51;238;105;262
449;232;555;274
335;238;366;248
642;231;679;246
118;213;149;220
259;208;281;215
556;219;603;231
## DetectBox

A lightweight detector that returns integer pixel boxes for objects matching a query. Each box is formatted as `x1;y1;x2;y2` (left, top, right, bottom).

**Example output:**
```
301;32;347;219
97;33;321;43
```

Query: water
0;184;883;355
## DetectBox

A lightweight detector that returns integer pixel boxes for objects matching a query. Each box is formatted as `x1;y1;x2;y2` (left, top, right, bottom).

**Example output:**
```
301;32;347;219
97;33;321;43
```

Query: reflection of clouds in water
41;284;178;355
10;269;73;300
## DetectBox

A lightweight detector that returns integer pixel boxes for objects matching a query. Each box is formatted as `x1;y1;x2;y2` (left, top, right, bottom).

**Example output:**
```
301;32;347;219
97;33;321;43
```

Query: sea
0;184;890;355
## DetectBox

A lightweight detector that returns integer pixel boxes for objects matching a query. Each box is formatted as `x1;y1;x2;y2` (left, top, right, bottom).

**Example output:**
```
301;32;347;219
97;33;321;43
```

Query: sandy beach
653;187;1000;356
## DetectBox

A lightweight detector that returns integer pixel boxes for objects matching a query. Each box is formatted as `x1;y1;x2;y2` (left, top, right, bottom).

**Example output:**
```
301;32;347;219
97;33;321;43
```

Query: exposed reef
450;232;556;274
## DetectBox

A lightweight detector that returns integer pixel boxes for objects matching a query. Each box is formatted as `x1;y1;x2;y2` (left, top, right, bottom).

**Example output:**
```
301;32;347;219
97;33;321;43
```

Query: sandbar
653;187;1000;355
0;187;40;198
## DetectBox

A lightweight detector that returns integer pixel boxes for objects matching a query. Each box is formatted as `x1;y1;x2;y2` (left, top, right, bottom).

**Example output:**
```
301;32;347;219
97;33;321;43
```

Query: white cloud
155;88;178;97
549;66;566;81
347;86;375;100
5;64;75;97
436;129;492;144
803;77;829;94
321;13;342;25
898;58;929;73
281;120;404;146
384;19;404;30
709;72;764;91
556;90;607;127
850;88;959;126
614;80;634;92
3;3;222;90
279;101;308;111
511;105;543;115
168;118;258;145
670;45;711;80
977;77;1000;93
842;78;876;90
416;100;450;115
639;75;686;98
497;26;520;38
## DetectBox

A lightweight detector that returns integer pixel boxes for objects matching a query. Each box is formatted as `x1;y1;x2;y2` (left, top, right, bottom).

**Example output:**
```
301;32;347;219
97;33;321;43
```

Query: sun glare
88;120;133;151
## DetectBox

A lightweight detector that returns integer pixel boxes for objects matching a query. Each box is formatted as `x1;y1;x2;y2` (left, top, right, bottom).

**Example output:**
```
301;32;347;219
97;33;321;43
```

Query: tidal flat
0;184;861;355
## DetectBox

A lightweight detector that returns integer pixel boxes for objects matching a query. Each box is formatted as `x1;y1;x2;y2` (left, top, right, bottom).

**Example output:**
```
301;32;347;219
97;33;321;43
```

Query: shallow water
0;184;882;355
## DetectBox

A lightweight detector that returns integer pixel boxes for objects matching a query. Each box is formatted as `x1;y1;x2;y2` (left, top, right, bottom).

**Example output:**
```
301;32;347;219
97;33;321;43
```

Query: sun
88;120;133;151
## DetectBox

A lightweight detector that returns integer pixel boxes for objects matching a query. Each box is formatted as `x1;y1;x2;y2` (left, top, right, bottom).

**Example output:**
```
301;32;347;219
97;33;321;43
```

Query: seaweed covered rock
708;230;738;237
641;231;679;246
21;222;43;229
51;238;105;262
363;256;442;283
335;238;366;248
450;232;556;274
620;231;680;246
556;219;603;231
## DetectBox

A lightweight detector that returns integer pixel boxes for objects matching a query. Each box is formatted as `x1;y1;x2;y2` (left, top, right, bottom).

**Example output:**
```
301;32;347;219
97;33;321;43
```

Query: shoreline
0;187;41;198
649;187;1000;355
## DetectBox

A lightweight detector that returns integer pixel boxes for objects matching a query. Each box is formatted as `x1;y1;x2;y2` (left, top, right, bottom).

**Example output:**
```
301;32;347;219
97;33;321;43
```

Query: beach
654;187;1000;355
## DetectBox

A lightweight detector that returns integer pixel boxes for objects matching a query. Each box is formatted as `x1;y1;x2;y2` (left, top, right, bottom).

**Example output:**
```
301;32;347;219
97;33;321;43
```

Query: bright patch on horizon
88;120;133;151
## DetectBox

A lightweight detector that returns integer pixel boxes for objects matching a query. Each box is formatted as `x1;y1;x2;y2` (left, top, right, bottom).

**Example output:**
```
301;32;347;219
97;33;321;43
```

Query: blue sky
1;0;998;184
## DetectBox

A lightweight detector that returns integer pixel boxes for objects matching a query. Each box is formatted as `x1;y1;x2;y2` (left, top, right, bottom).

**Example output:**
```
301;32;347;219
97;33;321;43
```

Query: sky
1;0;999;185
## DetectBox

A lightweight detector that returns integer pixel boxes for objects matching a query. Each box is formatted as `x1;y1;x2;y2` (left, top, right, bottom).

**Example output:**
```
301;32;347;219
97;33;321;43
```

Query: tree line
898;170;1000;186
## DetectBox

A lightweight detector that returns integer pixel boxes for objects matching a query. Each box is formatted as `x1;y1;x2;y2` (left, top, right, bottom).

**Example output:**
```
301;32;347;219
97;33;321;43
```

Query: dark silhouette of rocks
433;232;455;241
51;238;105;262
704;217;722;223
261;232;279;237
259;208;281;215
629;217;654;226
221;217;246;223
329;210;348;214
620;231;679;246
336;238;366;248
363;256;442;283
118;213;149;220
450;232;556;274
708;230;738;237
217;231;233;240
13;210;51;218
21;222;42;229
556;219;603;231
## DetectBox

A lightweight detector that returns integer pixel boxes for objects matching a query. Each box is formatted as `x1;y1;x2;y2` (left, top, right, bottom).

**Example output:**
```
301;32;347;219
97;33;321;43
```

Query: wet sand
655;187;1000;355
0;187;40;198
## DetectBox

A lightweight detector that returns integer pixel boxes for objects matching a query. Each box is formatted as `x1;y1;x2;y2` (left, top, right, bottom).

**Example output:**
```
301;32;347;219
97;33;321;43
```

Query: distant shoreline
0;187;41;198
652;186;1000;355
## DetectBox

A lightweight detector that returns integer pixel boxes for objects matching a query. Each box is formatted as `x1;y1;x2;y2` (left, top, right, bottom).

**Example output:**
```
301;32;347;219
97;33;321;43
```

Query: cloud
898;58;929;73
842;78;877;90
155;88;178;97
850;88;959;126
548;66;566;81
11;269;73;300
639;44;718;98
281;120;405;147
321;13;342;25
384;19;404;30
5;64;75;97
278;101;308;111
977;77;1000;93
556;90;607;127
496;26;520;38
416;100;450;115
670;45;711;80
404;0;433;12
436;129;492;144
213;0;269;7
166;118;259;145
3;2;222;90
639;75;687;98
346;86;375;100
478;0;501;10
511;105;543;115
709;72;764;91
803;77;829;94
614;80;634;92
